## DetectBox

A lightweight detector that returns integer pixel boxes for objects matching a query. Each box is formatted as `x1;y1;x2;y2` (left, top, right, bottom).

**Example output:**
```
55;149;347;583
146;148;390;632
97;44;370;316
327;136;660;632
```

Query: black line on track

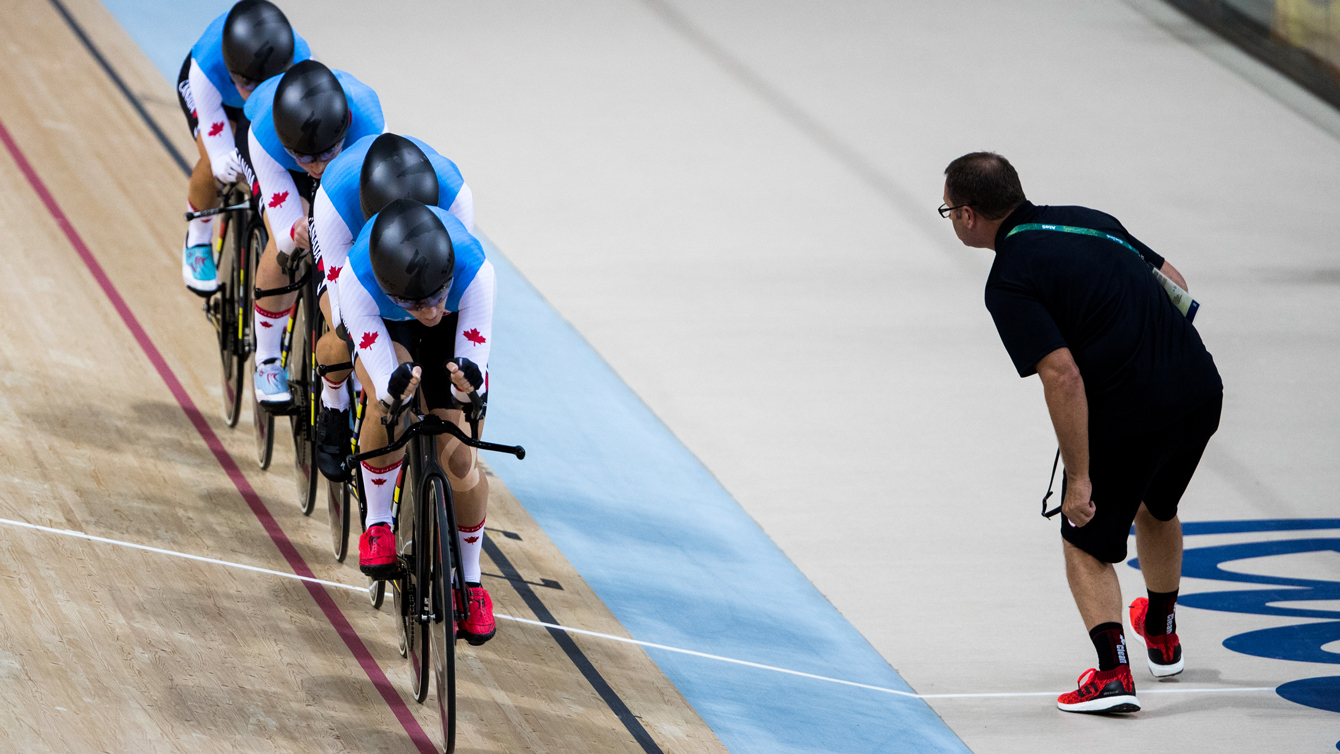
483;535;664;754
47;0;192;176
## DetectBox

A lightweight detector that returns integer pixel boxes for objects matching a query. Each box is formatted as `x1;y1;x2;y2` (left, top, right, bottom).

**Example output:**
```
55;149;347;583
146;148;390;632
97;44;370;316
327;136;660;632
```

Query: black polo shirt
984;201;1222;438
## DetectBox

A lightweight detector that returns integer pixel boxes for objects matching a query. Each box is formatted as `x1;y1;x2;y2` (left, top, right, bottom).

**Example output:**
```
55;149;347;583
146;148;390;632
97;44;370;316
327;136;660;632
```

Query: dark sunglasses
229;71;261;91
387;283;451;312
284;139;344;165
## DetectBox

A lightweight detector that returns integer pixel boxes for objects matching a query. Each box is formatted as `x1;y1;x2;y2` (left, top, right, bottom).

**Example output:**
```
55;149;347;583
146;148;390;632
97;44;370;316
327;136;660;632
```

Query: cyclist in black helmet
308;133;475;481
339;199;498;645
239;60;384;405
176;0;309;295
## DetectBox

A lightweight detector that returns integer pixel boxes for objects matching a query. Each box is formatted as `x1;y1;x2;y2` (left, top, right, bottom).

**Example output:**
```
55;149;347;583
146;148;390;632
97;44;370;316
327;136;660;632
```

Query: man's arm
1036;347;1095;527
1160;260;1188;292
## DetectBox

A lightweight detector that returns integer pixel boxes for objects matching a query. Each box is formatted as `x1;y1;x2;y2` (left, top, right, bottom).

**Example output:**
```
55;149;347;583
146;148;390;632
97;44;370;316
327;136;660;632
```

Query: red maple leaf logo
463;328;486;345
325;265;342;282
190;109;197;120
259;321;273;328
463;536;480;544
208;121;225;137
268;191;288;209
358;331;378;349
251;180;260;197
370;478;387;486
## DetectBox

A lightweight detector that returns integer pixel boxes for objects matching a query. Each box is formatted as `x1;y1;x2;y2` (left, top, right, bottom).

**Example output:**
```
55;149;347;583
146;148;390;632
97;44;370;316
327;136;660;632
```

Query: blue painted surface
1129;518;1340;720
99;3;969;751
482;243;967;753
101;0;236;83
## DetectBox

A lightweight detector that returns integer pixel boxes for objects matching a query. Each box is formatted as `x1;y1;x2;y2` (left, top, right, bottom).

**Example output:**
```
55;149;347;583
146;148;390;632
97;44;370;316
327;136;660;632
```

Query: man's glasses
388;283;451;312
938;203;971;218
284;139;344;165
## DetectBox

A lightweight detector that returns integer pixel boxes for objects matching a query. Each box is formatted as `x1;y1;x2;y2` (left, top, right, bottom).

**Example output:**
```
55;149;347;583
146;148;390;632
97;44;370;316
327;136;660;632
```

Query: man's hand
291;218;311;250
1062;474;1096;527
446;358;483;395
384;362;422;409
212;148;244;185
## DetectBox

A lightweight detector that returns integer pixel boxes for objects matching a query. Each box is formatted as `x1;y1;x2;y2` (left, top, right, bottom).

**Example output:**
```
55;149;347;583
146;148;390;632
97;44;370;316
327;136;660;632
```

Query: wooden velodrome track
0;0;729;751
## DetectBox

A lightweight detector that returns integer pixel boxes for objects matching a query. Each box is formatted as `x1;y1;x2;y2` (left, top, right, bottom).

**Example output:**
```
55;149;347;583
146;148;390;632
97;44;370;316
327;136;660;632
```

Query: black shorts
175;54;246;141
1061;394;1223;563
385;314;462;411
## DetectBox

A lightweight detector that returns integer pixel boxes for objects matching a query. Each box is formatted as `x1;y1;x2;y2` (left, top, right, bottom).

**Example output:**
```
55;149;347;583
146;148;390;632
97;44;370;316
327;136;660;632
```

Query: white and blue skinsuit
338;205;495;404
181;12;311;178
311;134;474;330
243;68;385;259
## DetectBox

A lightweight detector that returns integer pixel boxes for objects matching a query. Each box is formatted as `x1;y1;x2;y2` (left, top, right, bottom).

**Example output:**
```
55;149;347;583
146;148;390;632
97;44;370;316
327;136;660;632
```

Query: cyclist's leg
416;316;495;641
188;132;218;217
314;308;354;480
251;206;307;402
354;339;413;574
435;408;488;570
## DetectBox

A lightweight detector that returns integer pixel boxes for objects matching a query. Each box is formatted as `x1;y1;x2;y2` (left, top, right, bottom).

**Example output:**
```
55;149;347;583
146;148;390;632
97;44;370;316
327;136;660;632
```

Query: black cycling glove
451;357;484;393
387;361;421;401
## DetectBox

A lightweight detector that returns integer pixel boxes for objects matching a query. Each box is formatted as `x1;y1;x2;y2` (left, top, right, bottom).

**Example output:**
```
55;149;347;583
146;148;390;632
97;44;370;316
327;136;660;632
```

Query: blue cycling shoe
253;358;292;405
182;241;219;296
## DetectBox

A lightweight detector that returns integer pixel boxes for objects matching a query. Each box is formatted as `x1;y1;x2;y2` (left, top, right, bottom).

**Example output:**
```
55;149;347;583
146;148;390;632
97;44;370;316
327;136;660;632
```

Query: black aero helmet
370;200;455;301
360;134;440;221
273;60;350;156
221;0;295;83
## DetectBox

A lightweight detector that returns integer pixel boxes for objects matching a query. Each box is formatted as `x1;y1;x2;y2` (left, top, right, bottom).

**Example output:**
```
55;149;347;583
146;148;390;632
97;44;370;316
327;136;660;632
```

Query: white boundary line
0;516;1279;701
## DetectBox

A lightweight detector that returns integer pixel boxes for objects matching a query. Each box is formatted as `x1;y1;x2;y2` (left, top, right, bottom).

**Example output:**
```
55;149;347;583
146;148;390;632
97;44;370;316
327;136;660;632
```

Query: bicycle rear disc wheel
327;478;351;562
290;289;318;514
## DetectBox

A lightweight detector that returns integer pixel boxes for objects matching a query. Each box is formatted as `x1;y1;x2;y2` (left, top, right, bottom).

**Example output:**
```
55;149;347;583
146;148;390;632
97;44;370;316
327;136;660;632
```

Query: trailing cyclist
241;59;384;404
309;133;475;481
177;0;309;295
341;199;497;644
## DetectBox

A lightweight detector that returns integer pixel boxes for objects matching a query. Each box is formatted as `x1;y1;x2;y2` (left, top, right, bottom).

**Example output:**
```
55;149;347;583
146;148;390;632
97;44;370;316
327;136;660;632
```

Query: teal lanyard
1005;223;1142;256
1005;221;1199;321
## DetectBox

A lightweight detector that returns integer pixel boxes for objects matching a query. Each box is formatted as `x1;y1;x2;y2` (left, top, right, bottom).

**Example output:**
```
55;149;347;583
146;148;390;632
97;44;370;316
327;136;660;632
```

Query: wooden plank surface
0;0;731;751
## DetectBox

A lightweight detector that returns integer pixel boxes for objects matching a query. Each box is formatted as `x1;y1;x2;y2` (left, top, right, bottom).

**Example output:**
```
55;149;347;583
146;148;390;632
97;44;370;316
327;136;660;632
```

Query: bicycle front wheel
290;281;319;514
217;210;248;427
430;475;459;752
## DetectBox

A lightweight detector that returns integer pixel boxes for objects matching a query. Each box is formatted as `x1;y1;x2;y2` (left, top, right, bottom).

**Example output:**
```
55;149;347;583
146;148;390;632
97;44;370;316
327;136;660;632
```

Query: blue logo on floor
1129;518;1340;716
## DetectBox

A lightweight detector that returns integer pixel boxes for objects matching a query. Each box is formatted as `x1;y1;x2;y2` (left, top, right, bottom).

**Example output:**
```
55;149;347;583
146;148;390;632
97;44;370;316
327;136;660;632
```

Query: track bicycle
342;389;524;754
192;183;257;430
247;246;320;514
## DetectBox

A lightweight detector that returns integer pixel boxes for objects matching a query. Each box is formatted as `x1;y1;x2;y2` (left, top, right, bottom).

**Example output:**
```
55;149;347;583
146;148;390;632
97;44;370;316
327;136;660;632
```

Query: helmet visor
229;71;262;93
284;138;344;165
387;281;451;312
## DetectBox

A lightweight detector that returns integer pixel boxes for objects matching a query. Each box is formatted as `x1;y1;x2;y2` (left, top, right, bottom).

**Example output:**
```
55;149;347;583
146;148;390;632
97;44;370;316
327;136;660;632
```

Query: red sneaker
1129;598;1184;677
460;584;496;645
1057;666;1140;714
358;523;398;577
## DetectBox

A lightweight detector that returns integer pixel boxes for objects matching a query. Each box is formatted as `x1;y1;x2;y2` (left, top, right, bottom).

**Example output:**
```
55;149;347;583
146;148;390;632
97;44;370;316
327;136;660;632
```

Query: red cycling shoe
358;523;398;578
1057;666;1140;714
1129;597;1184;677
459;584;496;646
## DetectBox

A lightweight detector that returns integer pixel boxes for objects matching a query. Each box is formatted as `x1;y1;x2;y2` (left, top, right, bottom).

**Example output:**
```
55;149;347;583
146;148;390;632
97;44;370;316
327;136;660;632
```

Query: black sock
1089;622;1128;671
1146;589;1178;636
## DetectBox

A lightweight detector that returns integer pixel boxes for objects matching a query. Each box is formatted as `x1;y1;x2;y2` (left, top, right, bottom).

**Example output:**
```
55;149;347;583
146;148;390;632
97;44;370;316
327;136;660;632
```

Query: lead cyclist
309;132;475;481
342;199;497;645
177;0;310;295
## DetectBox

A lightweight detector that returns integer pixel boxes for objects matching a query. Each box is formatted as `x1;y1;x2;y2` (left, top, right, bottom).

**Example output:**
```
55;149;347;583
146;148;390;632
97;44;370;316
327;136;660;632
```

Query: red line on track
0;119;437;754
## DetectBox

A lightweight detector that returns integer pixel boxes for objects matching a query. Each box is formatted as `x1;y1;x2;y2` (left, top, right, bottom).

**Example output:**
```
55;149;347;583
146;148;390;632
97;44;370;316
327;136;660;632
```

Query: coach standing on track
940;152;1223;714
